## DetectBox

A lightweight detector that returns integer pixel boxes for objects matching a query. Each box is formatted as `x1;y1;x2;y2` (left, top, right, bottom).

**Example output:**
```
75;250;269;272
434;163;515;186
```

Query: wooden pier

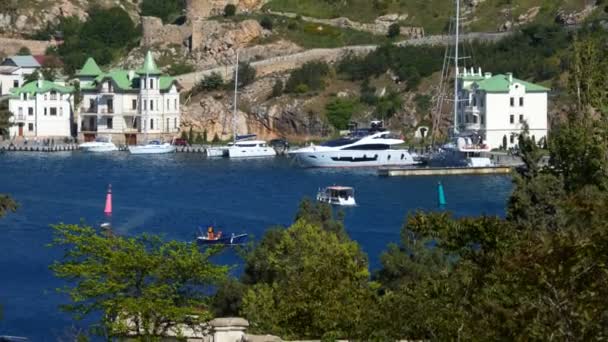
378;165;512;177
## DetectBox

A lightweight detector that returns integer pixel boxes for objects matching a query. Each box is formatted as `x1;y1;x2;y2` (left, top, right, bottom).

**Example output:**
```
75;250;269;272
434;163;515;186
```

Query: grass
265;0;590;34
220;13;391;48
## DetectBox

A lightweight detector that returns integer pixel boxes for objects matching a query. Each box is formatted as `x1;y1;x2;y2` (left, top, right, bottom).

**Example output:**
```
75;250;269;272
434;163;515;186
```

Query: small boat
196;226;248;245
317;186;356;206
79;136;118;152
128;140;176;154
228;138;276;158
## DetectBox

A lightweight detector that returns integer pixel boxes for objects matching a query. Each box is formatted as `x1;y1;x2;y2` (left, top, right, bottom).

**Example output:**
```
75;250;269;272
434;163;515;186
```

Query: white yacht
79;136;118;152
128;140;176;154
317;186;356;206
206;146;229;158
434;134;494;167
289;131;420;168
228;139;276;158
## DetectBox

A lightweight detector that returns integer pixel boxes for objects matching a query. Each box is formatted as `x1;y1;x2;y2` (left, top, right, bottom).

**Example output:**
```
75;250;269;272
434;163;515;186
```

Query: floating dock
378;165;512;177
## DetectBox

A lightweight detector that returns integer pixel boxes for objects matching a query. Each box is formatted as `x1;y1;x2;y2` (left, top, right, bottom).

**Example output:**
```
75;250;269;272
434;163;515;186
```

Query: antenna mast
453;0;460;135
232;51;239;144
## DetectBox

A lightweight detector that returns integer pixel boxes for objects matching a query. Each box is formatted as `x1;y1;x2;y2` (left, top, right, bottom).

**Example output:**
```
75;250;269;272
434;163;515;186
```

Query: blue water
0;152;512;340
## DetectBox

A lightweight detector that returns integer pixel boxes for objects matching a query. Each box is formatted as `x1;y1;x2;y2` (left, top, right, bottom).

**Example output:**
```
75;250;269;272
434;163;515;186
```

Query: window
149;79;154;89
166;118;170;132
510;135;515;144
510;97;514;107
480;98;484;107
473;115;478;124
28;107;33;116
59;107;63;116
519;97;524;106
509;114;514;124
89;99;95;110
167;99;169;111
18;107;22;116
472;97;477;106
174;117;177;129
50;107;57;116
174;99;177;110
143;100;147;111
13;80;18;88
44;108;47;116
107;118;113;129
50;91;57;100
519;114;524;123
481;115;485;125
132;99;137;110
28;123;33;131
44;94;48;101
150;100;154;111
150;118;154;129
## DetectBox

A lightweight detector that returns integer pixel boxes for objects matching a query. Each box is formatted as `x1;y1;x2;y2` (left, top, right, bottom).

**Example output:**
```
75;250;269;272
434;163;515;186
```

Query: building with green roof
75;51;181;144
456;67;549;150
8;77;74;138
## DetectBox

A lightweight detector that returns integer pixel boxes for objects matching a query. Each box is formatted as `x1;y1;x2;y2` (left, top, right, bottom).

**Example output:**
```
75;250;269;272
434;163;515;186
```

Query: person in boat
207;226;215;240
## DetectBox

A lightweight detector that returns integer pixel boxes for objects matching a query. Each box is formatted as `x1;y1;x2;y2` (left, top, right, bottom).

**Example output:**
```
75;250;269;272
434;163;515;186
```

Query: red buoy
104;184;112;216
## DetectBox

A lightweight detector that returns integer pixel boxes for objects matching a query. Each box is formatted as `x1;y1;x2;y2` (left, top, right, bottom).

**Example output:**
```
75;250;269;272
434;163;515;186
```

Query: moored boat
196;226;248;245
79;136;118;152
317;186;356;206
128;140;176;154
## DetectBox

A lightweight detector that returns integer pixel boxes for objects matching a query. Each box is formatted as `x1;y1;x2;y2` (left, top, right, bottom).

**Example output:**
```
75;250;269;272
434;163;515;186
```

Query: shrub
271;79;283;98
224;4;236;17
325;98;358;130
17;47;31;56
388;23;400;38
285;61;330;93
260;16;273;30
295;84;309;94
166;61;195;76
414;94;432;115
198;72;224;92
235;62;256;88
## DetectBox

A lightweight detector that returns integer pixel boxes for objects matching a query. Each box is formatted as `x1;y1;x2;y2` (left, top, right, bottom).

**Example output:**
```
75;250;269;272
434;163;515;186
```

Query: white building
8;76;74;138
457;67;549;149
0;55;41;96
75;52;181;144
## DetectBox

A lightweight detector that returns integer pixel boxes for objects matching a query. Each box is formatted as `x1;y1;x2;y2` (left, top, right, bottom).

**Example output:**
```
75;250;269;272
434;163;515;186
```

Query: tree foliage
387;23;400;38
141;0;186;24
224;4;236;17
234;62;256;88
196;72;224;92
285;61;330;93
325;97;358;130
0;100;13;138
49;224;228;337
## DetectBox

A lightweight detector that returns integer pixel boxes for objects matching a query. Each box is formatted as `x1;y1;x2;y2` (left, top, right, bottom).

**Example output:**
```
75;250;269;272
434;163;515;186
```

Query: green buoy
438;181;446;207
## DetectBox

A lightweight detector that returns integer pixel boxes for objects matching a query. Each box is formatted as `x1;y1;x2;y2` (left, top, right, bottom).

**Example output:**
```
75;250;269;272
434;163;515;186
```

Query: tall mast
453;0;460;135
232;50;239;144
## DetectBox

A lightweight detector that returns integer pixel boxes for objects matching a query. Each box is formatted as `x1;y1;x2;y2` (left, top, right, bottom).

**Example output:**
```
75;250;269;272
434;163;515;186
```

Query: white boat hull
128;143;176;154
317;195;356;206
206;147;229;157
79;144;118;152
291;149;419;168
228;146;276;158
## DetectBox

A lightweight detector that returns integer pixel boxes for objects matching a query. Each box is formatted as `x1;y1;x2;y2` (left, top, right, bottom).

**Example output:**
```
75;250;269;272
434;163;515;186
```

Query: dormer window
50;91;57;101
149;78;154;89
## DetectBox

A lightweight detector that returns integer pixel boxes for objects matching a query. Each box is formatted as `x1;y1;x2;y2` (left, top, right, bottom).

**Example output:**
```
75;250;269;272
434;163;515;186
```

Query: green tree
387;23;400;38
325;97;358;130
285;61;330;93
141;0;185;24
49;224;228;337
235;62;256;88
224;4;236;17
241;220;373;340
0;100;13;138
260;16;273;30
569;37;608;114
194;132;204;144
187;126;194;144
17;46;31;55
197;72;224;92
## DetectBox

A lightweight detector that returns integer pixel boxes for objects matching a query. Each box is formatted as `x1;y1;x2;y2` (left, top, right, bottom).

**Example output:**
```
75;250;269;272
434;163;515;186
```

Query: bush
271;79;283;98
198;72;224;92
387;23;400;38
295;84;309;94
224;4;236;17
414;94;432;115
260;16;273;30
285;61;330;93
141;0;186;23
325;98;358;129
17;47;31;56
166;61;194;76
235;62;256;88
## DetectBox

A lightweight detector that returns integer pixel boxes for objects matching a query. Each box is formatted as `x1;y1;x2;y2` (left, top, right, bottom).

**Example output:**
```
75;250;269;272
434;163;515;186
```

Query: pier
378;165;512;177
1;143;79;152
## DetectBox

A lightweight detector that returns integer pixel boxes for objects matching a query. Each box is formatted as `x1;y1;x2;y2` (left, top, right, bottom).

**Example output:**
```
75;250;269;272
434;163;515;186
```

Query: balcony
464;106;481;115
81;106;98;114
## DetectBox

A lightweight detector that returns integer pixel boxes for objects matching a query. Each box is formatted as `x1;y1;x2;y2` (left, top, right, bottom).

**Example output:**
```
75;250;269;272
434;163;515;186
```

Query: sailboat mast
453;0;460;135
232;51;239;144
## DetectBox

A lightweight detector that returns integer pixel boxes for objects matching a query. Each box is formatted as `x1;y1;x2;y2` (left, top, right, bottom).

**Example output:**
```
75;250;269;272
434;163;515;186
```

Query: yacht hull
128;144;176;154
79;144;118;152
292;149;420;168
206;147;229;157
228;146;276;158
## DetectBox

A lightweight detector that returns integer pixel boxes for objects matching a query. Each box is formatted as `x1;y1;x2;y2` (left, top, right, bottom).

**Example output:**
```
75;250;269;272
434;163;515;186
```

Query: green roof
89;70;177;92
76;58;103;77
474;74;550;93
11;80;73;96
136;51;161;75
159;76;177;90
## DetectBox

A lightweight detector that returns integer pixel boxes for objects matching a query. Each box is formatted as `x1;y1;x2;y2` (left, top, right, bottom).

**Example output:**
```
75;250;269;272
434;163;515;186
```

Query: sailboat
128;51;176;155
431;0;492;167
226;51;276;158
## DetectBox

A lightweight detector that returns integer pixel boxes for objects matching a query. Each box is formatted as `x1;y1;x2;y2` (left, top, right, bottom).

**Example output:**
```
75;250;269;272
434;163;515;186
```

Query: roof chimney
484;72;492;79
506;72;513;83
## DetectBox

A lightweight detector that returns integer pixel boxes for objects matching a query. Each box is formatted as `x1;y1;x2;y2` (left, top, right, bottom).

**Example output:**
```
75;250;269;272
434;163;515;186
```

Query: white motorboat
206;146;229;157
128;140;176;154
228;138;276;158
434;134;494;167
79;136;118;152
317;186;356;206
289;131;420;168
